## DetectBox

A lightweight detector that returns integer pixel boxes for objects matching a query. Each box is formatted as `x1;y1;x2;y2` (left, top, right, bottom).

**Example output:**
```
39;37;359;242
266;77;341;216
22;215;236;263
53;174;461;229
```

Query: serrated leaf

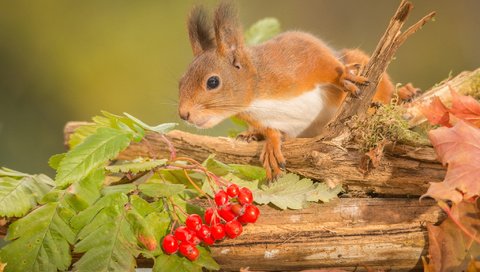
127;208;157;251
48;153;66;170
203;155;236;176
68;124;100;148
244;17;281;45
0;173;54;217
153;254;201;272
56;127;132;187
64;169;105;212
130;195;156;216
195;246;220;271
101;184;136;195
106;159;167;174
70;193;128;231
73;204;138;272
306;183;343;203
229;164;266;181
144;211;170;242
124;112;177;134
139;183;185;198
254;174;339;210
0;202;76;272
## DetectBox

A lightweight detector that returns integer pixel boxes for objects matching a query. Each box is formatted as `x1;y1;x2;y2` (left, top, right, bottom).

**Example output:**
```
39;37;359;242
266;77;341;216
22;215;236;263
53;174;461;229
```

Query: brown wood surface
64;123;444;198
0;198;442;271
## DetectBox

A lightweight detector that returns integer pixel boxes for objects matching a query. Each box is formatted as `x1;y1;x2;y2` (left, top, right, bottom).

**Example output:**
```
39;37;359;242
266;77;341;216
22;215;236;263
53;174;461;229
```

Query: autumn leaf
421;96;451;127
424;201;480;272
422;121;480;202
449;87;480;127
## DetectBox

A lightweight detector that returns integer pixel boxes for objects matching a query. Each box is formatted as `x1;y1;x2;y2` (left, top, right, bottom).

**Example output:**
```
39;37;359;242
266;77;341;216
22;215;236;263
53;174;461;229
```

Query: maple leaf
422;120;480;202
449;87;480;127
424;200;480;272
421;96;451;127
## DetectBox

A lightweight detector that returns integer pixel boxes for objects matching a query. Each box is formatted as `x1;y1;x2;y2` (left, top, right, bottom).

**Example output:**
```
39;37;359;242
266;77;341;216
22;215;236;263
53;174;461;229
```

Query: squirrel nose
179;110;190;121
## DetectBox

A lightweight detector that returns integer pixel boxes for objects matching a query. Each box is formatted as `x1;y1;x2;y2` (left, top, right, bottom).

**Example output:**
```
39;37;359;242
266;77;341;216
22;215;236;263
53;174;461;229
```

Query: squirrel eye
206;76;220;90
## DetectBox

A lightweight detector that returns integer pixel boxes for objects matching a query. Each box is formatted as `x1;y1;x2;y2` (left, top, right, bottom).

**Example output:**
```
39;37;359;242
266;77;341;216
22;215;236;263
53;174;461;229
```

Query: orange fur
179;2;411;180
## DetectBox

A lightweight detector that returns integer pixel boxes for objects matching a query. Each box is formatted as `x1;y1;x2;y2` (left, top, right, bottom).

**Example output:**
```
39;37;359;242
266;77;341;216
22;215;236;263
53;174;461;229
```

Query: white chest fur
246;85;330;137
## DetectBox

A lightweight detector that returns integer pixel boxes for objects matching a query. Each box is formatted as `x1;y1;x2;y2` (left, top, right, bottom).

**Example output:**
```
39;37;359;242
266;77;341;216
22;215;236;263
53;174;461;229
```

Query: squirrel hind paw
397;83;420;102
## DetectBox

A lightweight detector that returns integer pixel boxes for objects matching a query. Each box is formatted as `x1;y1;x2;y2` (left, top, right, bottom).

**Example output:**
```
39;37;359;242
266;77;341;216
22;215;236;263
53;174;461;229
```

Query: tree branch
321;1;435;140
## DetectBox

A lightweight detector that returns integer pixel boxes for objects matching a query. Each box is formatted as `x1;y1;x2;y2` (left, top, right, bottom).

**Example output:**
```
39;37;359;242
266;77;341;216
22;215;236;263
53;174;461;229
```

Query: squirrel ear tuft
213;1;244;56
188;5;215;56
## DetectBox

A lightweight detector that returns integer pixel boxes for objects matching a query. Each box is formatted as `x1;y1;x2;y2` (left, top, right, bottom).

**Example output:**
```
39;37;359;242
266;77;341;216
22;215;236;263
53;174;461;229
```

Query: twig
320;1;435;140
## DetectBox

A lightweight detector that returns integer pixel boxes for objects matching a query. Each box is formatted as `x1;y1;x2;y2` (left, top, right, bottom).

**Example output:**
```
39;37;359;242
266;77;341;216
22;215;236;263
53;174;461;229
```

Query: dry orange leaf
450;87;480;127
425;201;480;272
421;96;451;127
423;120;480;202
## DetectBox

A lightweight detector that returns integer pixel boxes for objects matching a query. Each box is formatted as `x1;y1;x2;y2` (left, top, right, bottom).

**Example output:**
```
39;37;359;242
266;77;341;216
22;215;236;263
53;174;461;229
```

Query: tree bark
0;198;441;271
63;123;442;198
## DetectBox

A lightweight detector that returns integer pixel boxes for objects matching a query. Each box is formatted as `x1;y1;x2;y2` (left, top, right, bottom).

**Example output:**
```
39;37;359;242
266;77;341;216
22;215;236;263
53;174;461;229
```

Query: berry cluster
161;184;260;261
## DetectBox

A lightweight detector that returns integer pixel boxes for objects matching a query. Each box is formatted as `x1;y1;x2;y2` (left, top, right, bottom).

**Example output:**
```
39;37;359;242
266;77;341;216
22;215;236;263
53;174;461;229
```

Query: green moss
461;69;480;99
351;96;430;152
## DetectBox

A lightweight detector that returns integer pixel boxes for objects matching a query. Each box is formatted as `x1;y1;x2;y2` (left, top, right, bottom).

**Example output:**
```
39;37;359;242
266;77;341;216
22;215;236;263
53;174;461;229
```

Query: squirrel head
178;1;256;129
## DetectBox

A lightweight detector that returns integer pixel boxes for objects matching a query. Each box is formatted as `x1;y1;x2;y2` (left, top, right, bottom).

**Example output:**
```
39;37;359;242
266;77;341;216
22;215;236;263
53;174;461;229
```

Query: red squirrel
178;2;415;180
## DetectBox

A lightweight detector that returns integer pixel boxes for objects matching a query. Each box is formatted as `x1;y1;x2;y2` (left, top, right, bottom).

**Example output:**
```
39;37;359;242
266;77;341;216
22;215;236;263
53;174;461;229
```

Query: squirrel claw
260;131;286;181
236;131;264;143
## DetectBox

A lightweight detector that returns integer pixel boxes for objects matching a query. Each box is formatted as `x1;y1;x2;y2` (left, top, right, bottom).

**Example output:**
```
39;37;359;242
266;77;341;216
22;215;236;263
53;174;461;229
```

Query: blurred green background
0;0;479;176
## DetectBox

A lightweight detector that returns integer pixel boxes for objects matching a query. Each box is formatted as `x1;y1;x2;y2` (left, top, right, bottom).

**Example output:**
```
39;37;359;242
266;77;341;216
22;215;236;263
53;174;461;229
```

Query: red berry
218;205;236;222
188;234;202;245
230;203;244;216
204;207;220;225
225;220;243;239
226;184;240;197
239;204;260;224
174;226;191;242
162;234;178;254
214;190;229;206
210;224;226;240
202;235;215;246
238;187;253;205
196;224;212;240
179;242;200;261
186;214;203;231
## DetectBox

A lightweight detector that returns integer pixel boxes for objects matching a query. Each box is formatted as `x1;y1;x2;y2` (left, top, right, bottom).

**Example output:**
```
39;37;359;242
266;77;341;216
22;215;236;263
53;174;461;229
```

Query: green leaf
139;183;185;198
106;159;167;174
244;17;281;45
73;204;138;272
48;153;66;170
144;211;170;242
70;193;128;231
203;155;236;176
254;173;340;210
68;123;100;148
124;112;177;134
306;182;343;203
64;169;105;212
153;254;201;272
126;208;158;251
130;195;156;216
0;202;76;272
194;246;220;271
55;127;132;187
0;172;54;217
229;164;266;181
102;184;136;195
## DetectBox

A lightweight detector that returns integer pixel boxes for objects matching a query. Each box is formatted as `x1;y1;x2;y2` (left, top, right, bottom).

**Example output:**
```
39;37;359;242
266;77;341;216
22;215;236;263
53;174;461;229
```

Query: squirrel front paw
260;130;286;181
236;131;264;143
339;63;370;95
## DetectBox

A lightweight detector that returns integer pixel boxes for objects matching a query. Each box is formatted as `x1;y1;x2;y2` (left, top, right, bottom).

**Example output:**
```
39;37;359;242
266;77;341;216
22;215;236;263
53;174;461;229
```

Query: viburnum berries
161;183;260;262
